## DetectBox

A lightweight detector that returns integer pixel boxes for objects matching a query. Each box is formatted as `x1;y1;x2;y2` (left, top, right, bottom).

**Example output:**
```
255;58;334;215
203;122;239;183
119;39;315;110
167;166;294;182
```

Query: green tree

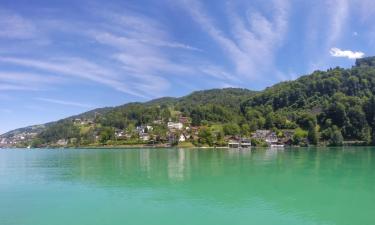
293;128;308;145
325;103;346;127
241;124;251;136
99;127;115;144
198;127;214;146
329;126;343;146
307;122;319;145
265;113;274;129
223;123;240;136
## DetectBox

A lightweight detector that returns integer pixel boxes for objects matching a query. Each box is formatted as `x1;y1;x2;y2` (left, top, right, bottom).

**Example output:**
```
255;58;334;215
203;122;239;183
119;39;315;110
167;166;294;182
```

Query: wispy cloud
0;56;146;97
0;84;40;91
0;108;12;113
330;48;365;59
326;0;349;46
0;71;63;92
0;5;244;100
176;0;290;80
0;10;38;39
0;71;63;84
305;0;351;71
89;11;237;93
35;97;94;108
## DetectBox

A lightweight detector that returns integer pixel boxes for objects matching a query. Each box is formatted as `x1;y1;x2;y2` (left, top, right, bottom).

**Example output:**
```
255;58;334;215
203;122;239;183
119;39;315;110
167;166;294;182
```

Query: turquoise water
0;147;374;225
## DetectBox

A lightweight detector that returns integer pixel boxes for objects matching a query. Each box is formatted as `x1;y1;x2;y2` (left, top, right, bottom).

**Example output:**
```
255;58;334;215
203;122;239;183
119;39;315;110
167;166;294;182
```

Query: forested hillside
241;56;375;144
2;57;375;147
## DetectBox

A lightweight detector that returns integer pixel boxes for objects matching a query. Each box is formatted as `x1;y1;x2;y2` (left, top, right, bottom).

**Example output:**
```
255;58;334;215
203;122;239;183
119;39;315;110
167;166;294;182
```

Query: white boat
270;144;284;148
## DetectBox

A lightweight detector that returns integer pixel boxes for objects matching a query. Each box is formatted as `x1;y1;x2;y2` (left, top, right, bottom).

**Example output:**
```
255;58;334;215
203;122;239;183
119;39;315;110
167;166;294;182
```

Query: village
0;115;301;148
0;132;38;148
68;116;297;148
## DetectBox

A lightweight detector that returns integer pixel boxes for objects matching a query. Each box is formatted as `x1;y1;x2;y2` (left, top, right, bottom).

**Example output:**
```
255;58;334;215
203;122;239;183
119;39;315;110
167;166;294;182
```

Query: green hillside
2;57;375;147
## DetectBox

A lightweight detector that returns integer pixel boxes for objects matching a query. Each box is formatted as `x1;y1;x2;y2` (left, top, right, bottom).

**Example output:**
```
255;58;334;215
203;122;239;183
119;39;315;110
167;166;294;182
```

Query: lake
0;147;374;225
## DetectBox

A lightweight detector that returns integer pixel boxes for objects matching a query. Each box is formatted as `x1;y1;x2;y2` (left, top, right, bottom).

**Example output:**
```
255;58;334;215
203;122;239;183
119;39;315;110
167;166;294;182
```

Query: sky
0;0;374;134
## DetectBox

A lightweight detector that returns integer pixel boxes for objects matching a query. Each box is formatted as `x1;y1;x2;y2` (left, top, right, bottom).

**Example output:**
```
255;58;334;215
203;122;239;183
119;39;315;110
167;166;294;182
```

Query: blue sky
0;0;374;134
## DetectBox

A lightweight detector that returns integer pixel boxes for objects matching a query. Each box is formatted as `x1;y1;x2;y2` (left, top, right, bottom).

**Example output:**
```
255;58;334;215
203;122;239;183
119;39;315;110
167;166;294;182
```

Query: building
73;118;94;125
179;117;190;124
253;130;278;145
140;133;150;141
228;138;251;148
136;125;153;135
228;140;240;148
115;130;125;138
152;119;163;125
179;134;190;142
167;122;183;130
253;130;271;139
240;139;252;148
265;133;278;144
56;139;68;146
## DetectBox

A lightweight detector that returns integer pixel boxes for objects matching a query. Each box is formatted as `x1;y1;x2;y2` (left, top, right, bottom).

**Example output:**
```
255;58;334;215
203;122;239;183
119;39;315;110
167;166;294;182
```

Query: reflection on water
1;147;375;225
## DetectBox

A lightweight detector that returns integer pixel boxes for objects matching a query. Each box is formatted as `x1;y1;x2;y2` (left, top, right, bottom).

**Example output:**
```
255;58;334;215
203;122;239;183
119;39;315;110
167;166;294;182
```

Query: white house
56;139;68;146
265;133;278;144
140;134;150;141
136;125;153;134
167;122;183;130
179;134;186;142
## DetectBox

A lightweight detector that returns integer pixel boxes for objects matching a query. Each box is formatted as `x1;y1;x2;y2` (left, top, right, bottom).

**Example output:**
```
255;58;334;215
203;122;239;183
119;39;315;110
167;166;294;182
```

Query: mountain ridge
0;88;256;137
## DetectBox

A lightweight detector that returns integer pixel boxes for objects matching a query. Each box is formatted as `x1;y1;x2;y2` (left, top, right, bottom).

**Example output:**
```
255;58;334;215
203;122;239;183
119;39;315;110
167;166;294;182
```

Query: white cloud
329;48;365;59
35;97;93;108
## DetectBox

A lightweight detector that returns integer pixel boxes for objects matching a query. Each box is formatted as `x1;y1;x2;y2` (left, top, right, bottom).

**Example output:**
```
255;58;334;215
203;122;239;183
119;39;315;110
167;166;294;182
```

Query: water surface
0;147;374;225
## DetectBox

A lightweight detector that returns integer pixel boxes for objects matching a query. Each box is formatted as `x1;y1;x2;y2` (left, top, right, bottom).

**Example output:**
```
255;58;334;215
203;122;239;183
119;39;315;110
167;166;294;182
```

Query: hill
2;57;375;147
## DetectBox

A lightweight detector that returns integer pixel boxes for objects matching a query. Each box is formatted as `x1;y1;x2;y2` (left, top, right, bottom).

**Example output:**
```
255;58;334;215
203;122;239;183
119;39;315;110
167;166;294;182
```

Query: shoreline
1;145;372;150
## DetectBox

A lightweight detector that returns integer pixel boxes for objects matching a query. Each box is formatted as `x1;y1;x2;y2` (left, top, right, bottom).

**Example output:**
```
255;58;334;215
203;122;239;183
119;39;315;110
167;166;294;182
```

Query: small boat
270;144;284;148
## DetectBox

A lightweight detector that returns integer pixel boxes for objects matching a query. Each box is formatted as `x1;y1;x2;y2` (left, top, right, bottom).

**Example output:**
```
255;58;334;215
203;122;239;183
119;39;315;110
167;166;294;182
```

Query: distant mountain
3;57;375;147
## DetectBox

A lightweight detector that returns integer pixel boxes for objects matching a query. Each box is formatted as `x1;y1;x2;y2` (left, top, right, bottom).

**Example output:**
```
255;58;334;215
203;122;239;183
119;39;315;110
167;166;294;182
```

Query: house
179;117;190;124
253;130;278;144
73;118;94;125
282;130;295;139
0;138;7;144
280;130;295;145
265;133;278;144
228;138;251;148
56;139;68;146
190;126;200;135
140;133;150;141
179;134;188;142
86;119;94;125
167;122;183;130
253;130;271;139
152;120;163;125
228;140;240;148
115;130;125;138
136;125;153;134
240;138;252;148
73;118;82;124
